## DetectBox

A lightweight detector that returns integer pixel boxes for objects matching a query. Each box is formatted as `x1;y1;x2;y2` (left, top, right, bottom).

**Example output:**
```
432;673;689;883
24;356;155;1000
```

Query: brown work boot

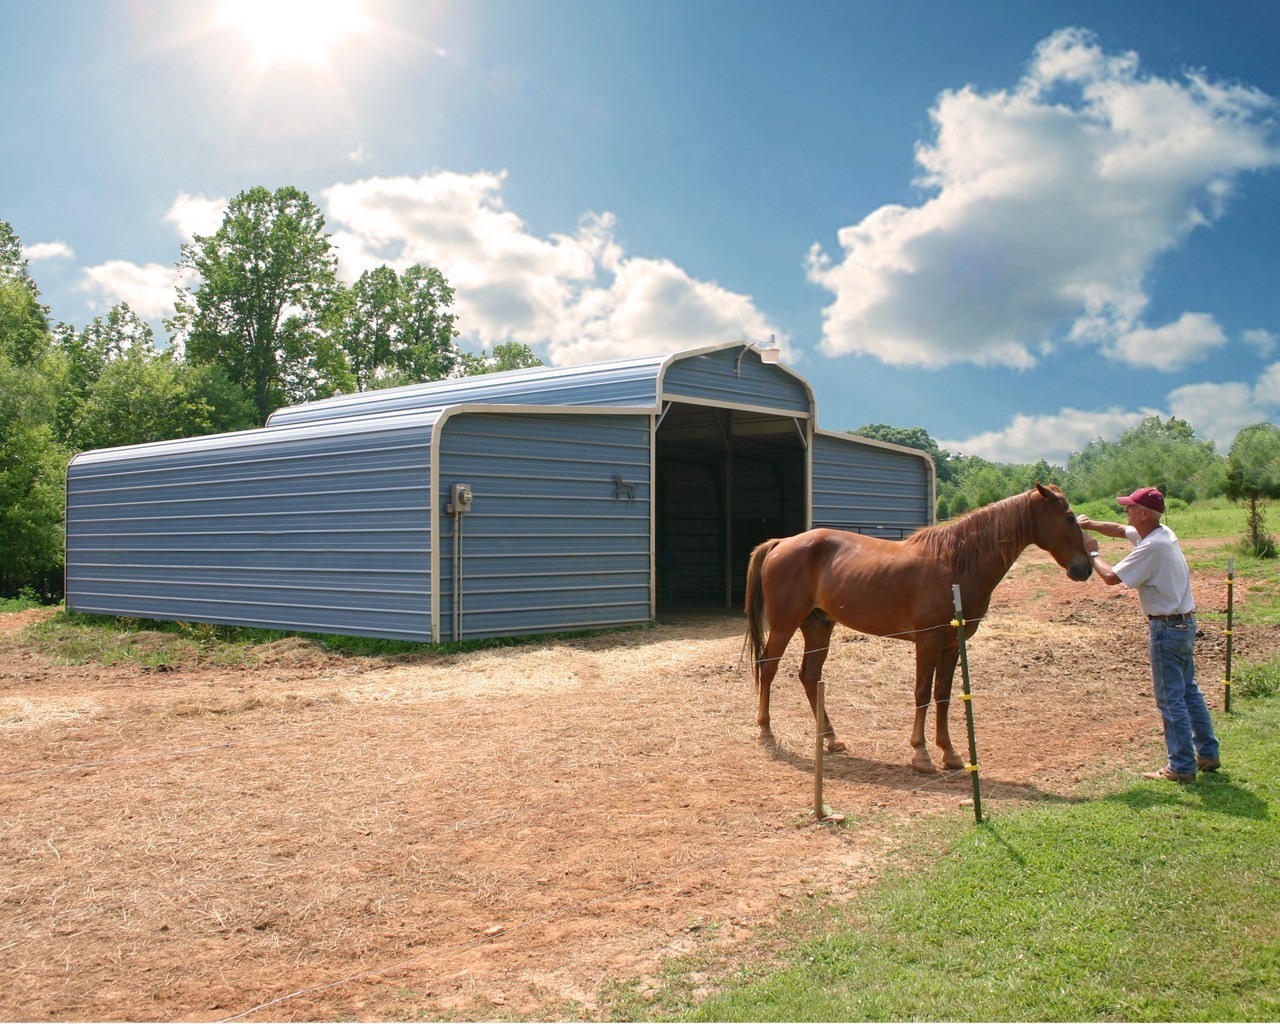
1142;765;1195;783
1196;756;1221;772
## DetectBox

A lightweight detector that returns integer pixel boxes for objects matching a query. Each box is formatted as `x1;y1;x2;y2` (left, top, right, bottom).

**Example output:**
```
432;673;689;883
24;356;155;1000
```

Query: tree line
854;419;1280;553
0;186;541;600
5;184;1280;602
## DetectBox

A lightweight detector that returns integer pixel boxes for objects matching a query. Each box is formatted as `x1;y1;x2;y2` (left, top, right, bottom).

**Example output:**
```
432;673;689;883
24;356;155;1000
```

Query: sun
218;0;369;68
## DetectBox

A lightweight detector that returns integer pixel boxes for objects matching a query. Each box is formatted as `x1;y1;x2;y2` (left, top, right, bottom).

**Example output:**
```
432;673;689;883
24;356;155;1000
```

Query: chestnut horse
743;483;1092;773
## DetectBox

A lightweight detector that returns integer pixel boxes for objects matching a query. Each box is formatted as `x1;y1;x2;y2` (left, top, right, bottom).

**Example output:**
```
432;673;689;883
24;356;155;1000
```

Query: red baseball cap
1117;486;1165;514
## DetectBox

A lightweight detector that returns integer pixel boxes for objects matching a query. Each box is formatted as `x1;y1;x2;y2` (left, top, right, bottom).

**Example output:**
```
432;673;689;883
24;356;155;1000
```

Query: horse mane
905;489;1035;577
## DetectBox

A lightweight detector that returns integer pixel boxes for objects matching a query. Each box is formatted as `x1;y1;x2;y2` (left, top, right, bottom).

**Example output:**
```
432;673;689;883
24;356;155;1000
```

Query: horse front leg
755;627;796;748
933;645;965;770
909;638;940;773
799;612;845;753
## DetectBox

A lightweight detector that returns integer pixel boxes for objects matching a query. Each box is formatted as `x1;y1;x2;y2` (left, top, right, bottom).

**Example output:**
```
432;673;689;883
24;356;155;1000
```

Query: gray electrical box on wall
449;482;473;515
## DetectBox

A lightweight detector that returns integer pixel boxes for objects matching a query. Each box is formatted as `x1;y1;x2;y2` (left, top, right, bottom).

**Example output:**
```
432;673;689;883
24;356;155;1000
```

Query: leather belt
1148;612;1193;621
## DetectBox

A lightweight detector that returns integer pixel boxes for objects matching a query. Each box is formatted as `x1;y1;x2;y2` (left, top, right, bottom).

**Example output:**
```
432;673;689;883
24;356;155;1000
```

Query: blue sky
4;0;1279;465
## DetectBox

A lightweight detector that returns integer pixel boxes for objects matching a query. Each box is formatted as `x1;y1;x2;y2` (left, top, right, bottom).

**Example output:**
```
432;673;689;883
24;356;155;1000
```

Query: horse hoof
942;757;966;771
911;757;938;774
827;740;848;754
757;732;778;749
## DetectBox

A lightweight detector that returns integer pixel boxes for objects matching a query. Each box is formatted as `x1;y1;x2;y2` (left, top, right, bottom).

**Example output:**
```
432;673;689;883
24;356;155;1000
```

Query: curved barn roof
265;342;814;429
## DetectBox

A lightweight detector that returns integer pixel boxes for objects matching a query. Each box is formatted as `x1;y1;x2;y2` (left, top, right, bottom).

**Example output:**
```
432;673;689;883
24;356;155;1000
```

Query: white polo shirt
1113;523;1195;617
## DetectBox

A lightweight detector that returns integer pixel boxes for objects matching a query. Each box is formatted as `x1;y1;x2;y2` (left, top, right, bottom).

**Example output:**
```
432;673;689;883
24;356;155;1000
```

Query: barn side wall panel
66;420;435;640
437;411;652;640
811;433;933;537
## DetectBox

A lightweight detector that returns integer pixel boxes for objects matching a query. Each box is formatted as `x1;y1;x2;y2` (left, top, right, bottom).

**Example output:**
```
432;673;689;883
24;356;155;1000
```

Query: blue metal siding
267;356;668;427
811;432;933;538
66;416;437;640
436;411;652;640
660;348;812;414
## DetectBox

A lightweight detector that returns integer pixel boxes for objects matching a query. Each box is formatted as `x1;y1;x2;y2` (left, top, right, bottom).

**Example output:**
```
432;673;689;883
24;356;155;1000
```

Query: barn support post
1225;557;1235;713
951;584;983;824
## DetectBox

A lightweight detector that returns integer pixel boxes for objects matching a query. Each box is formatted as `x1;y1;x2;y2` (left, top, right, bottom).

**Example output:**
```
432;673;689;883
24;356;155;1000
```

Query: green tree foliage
0;221;66;599
73;353;257;451
397;264;462;380
1225;422;1280;556
460;340;544;375
53;303;257;451
0;221;52;366
0;351;69;599
326;263;463;390
170;185;345;421
1064;416;1221;504
851;424;951;481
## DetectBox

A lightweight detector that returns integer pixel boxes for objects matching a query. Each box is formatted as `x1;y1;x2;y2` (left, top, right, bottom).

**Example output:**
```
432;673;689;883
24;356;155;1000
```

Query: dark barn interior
655;403;807;608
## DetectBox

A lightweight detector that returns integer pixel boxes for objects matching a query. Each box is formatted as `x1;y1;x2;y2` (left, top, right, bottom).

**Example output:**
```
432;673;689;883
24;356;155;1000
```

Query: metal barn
64;343;935;642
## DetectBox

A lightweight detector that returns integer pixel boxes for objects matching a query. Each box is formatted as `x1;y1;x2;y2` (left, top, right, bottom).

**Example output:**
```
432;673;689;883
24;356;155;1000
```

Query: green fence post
951;584;983;824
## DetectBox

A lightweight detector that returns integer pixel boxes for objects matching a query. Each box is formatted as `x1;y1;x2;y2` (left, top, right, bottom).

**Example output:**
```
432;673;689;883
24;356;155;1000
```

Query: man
1078;486;1221;782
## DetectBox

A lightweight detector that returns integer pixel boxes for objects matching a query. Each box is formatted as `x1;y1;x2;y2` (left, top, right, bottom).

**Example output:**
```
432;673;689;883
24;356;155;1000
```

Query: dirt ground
0;538;1270;1022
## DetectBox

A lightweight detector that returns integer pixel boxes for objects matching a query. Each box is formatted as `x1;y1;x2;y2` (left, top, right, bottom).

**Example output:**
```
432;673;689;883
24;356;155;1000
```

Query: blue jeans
1148;615;1219;775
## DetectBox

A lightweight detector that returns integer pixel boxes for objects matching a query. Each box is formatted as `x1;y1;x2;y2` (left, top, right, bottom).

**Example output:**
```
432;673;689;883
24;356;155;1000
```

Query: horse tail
743;538;780;689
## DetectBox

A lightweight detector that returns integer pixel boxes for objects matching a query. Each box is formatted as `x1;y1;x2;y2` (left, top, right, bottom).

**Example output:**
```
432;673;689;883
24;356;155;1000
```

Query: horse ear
1034;480;1050;499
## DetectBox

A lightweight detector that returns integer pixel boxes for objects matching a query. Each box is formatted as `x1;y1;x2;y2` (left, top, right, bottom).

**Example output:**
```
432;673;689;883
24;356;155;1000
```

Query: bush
1234;660;1280;699
1237;533;1277;559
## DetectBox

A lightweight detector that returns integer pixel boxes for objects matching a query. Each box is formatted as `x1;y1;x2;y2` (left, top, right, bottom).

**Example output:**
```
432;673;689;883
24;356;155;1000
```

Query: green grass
609;694;1280;1023
19;610;647;667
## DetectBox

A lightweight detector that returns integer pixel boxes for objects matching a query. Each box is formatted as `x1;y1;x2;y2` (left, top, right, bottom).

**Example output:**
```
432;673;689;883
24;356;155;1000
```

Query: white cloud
23;241;74;262
78;260;180;319
948;359;1280;464
808;27;1279;369
165;192;227;240
321;170;786;364
940;406;1157;464
1243;328;1277;357
1104;312;1226;370
1166;381;1268;453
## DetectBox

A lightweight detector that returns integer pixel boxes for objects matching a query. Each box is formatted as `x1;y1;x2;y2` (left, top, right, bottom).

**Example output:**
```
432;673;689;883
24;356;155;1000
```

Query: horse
743;482;1093;773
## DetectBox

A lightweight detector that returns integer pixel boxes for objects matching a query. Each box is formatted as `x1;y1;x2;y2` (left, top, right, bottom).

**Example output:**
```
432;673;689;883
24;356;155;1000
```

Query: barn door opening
655;403;807;609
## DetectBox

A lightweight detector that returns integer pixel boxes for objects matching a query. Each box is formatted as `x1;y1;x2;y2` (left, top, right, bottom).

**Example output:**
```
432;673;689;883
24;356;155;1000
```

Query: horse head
1031;482;1093;582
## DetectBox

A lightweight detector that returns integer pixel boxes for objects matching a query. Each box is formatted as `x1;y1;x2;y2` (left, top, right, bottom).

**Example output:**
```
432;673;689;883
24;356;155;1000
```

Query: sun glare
218;0;368;68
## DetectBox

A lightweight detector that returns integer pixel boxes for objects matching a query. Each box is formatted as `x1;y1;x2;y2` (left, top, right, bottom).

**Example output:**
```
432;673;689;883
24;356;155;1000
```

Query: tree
851;423;950;480
1225;422;1280;557
326;263;464;390
55;303;159;443
328;266;400;391
396;264;462;380
73;352;257;451
0;351;70;599
460;341;544;376
0;221;52;367
170;185;343;422
1064;416;1220;503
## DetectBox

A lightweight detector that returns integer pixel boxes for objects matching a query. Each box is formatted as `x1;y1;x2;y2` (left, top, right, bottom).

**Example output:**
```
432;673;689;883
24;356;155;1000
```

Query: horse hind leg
755;625;796;748
799;611;846;753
